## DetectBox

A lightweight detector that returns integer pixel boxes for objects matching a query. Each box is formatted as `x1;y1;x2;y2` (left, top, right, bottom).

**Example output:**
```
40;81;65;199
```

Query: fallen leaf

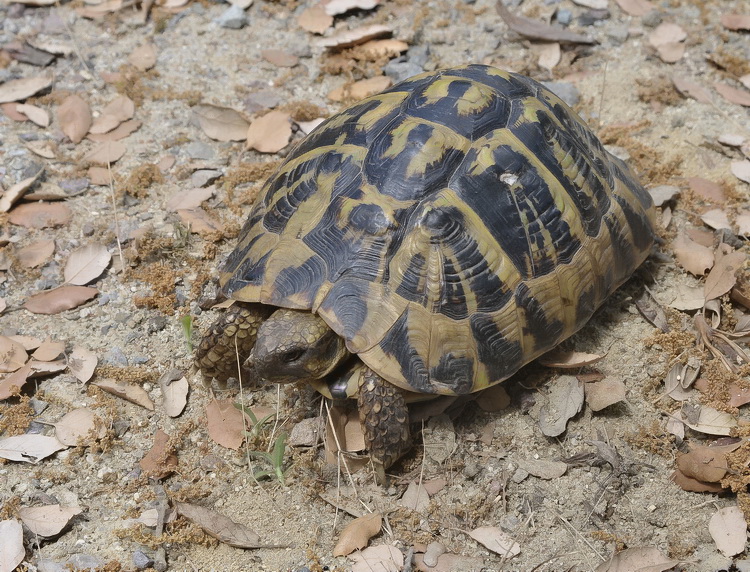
672;75;712;103
422;414;456;464
84;141;127;165
538;349;603;368
102;94;135;122
613;0;654;16
496;1;594;44
517;458;567;479
671;468;724;493
206;398;248;450
67;345;97;383
261;49;299;67
58;94;91;143
333;512;382;556
18;504;83;537
24;286;98;314
51;407;105;446
64;243;111;285
681;404;737;436
140;428;178;478
673;232;714;276
400;481;430;513
89;114;120;135
704;249;745;301
0;169;44;212
468;526;521;557
715;82;750;107
9;202;72;229
0;363;33;400
159;368;188;417
325;0;379;16
16;103;50;126
731;160;750;184
297;5;333;34
350;545;404;572
315;24;392;49
688;176;724;203
0;336;28;373
245;110;291;153
87;119;141;142
729;383;750;407
721;13;750;30
572;0;607;8
670;283;705;311
584;378;627;411
193;104;250;142
709;505;747;557
93;379;155;410
0;519;25;571
166;187;215;211
177;207;225;236
0;74;53;104
176;502;265;548
128;43;157;71
0;434;66;463
32;338;65;361
676;445;732;483
595;546;677;572
654;42;684;63
538;375;583;437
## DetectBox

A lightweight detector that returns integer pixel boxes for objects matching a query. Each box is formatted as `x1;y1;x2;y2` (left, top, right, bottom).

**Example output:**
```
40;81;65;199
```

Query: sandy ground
1;0;750;570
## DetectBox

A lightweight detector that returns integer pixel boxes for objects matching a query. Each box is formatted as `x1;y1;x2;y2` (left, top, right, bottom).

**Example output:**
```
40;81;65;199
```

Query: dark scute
614;193;654;253
221;214;263;275
270;255;326;306
318;277;370;341
292;98;382;153
430;353;475;394
224;249;271;297
574;284;597;329
439;258;469;319
348;203;393;235
263;164;320;234
447;65;536;101
378;310;431;393
604;213;637;285
515;282;564;353
470;313;524;383
395;252;427;304
364;121;465;202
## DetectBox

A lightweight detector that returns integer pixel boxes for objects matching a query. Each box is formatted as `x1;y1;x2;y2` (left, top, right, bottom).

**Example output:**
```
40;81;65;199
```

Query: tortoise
196;64;655;481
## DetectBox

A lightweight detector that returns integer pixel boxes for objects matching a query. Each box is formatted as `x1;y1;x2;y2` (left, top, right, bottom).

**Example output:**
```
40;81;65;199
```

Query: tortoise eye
283;349;305;363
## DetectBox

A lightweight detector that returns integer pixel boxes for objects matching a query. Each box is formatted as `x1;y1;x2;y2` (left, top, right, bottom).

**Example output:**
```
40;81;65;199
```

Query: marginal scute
218;64;656;395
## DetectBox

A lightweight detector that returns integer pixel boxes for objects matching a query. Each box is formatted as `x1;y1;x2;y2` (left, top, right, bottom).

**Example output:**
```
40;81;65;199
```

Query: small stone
184;141;214;160
104;347;129;366
133;550;154;570
423;542;446;566
59;177;89;194
191;169;221;188
244;89;281;113
542;81;580;107
81;222;95;236
215;4;247;29
29;398;49;414
146;315;167;333
511;467;529;483
384;60;423;83
66;554;105;570
555;8;572;26
607;25;629;44
578;9;609;26
640;10;662;28
462;461;481;479
499;514;521;532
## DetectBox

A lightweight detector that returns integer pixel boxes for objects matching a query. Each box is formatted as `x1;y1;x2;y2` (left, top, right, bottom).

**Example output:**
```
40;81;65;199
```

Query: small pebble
133;550;155;570
29;398;49;415
640;10;662;27
407;45;430;68
191;169;222;188
423;542;446;567
384;60;423;83
578;9;609;26
215;4;247;29
184;141;215;160
541;81;580;107
555;8;572;26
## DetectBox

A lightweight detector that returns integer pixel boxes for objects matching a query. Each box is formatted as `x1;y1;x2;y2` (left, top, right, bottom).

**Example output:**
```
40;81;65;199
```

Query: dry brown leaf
655;42;685;63
24;285;98;314
102;94;135;121
715;82;750;107
670;283;705;311
53;407;105;446
648;22;686;46
538;349;603;368
176;502;265;548
297;5;333;34
672;232;714;276
9;201;71;229
325;406;368;470
584;378;627;411
496;1;594;44
2;102;28;121
25;140;56;159
0;434;66;463
261;49;299;67
128;43;157;71
0;74;53;104
681;404;737;436
140;428;177;478
32;338;65;361
594;546;677;572
325;0;379;16
16;103;50;127
688;176;724;203
206;398;247;450
539;375;583;437
721;13;750;31
351;545;403;572
18;505;82;537
676;445;732;483
84;141;127;165
476;383;510;412
64;243;111;286
731;160;750;184
704;248;745;301
177;207;225;236
0;336;28;373
672;76;712;103
536;42;561;70
88;166;115;185
333;512;382;556
670;468;724;493
93;378;155;410
0;169;44;212
245;110;291;153
729;382;750;407
468;526;521;557
166;187;215;211
193;104;249;142
700;208;731;230
0;363;33;400
89;114;120;135
87;119;141;142
613;0;654;16
158;368;189;417
316;24;392;49
0;519;25;572
58;94;91;143
68;345;97;383
709;506;747;557
400;481;430;513
517;458;567;479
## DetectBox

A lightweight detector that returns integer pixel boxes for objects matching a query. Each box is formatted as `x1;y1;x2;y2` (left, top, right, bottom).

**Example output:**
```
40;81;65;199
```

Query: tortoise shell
220;64;655;396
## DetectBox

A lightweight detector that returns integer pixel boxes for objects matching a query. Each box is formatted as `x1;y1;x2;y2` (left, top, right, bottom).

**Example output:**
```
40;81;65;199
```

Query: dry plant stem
554;508;605;562
107;163;125;273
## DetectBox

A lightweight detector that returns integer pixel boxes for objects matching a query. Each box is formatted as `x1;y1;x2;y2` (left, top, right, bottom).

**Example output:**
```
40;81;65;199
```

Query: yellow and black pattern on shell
220;64;656;396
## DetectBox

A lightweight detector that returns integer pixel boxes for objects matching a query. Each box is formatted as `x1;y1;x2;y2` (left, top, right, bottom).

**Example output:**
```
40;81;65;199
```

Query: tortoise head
246;308;350;384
